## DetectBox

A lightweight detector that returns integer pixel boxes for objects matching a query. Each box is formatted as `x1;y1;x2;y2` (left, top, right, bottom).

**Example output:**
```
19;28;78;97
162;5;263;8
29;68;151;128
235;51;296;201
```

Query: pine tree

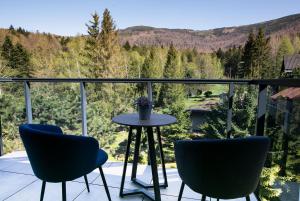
1;36;14;61
253;28;272;78
8;25;16;34
223;46;243;78
9;25;14;31
1;37;32;77
99;8;121;77
241;29;273;78
123;41;131;51
241;31;256;78
85;12;101;76
158;44;183;106
10;43;32;77
85;9;121;78
163;44;182;78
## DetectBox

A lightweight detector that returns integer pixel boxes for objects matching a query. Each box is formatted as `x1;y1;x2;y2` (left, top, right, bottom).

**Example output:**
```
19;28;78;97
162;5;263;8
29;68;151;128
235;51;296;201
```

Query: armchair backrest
175;137;270;199
19;124;99;182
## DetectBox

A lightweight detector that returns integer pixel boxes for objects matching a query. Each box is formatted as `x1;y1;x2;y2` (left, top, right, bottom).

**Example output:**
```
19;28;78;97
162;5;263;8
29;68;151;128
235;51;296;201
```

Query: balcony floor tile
0;151;258;201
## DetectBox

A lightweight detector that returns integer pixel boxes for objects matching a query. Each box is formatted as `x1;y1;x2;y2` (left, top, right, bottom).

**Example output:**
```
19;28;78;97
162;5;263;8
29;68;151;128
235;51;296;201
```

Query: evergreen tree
85;12;101;76
240;29;273;78
8;25;16;34
1;37;32;77
223;46;243;78
1;36;14;61
252;28;272;78
85;9;121;78
141;48;163;78
99;8;121;77
9;25;14;31
158;44;183;106
216;48;225;60
163;44;182;78
241;31;256;78
123;41;131;51
10;43;32;77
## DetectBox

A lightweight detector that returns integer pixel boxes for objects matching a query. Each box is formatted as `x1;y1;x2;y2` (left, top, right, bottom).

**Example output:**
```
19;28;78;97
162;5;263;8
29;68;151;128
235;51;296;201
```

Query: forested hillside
119;14;300;52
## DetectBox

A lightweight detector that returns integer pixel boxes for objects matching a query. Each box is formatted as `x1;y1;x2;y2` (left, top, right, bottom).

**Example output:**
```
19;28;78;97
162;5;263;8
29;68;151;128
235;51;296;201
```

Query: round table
112;113;177;201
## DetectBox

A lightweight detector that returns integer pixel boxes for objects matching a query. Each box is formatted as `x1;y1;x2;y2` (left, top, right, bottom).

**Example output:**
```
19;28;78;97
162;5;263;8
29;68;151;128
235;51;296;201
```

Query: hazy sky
0;0;299;36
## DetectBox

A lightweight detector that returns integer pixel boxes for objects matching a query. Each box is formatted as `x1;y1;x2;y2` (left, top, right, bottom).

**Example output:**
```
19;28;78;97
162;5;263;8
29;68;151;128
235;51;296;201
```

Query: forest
0;9;300;201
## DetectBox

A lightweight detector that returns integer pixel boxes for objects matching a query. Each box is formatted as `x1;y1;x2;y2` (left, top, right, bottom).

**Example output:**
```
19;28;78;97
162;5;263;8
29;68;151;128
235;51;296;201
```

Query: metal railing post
226;83;234;138
147;82;153;102
24;81;33;123
255;84;267;136
80;82;87;136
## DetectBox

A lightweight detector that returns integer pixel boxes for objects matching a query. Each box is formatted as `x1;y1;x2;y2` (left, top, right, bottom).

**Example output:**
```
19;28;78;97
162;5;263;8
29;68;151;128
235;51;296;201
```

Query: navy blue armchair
19;124;111;201
175;137;270;201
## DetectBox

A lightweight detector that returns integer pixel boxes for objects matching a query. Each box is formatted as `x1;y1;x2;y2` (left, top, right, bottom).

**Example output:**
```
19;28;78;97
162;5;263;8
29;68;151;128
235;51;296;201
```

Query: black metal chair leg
84;175;90;192
178;182;185;201
99;167;112;201
246;195;251;201
62;182;66;201
40;181;46;201
201;195;206;201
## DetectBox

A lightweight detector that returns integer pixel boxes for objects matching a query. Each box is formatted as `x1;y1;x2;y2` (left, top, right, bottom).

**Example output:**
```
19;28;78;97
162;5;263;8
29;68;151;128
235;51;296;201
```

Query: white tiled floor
0;151;257;201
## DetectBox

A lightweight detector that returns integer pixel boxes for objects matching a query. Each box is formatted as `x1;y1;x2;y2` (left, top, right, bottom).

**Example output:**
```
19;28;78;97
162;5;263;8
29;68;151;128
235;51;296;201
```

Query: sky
0;0;300;36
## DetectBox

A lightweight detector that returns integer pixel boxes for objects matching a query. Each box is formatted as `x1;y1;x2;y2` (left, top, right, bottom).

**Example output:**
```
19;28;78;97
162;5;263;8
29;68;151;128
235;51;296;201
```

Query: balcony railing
0;78;299;201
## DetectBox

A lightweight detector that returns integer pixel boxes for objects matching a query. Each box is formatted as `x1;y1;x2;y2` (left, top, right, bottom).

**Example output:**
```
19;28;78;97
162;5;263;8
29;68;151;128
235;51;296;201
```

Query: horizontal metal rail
0;78;299;86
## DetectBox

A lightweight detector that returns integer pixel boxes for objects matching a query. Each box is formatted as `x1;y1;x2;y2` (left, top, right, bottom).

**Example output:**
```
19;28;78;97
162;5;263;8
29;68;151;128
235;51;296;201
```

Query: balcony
0;151;259;201
0;78;299;201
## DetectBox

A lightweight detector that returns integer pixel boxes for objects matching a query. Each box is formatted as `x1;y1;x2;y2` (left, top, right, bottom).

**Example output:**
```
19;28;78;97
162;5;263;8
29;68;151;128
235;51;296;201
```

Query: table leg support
120;127;133;197
157;126;168;187
147;127;161;201
131;127;142;180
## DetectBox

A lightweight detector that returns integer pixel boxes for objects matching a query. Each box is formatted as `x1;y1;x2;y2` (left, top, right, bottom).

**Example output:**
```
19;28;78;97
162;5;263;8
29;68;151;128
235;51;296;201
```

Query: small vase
138;105;152;120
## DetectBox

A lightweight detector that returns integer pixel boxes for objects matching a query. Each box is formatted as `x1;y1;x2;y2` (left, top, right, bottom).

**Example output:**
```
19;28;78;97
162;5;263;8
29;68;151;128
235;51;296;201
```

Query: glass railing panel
259;86;300;201
0;82;26;154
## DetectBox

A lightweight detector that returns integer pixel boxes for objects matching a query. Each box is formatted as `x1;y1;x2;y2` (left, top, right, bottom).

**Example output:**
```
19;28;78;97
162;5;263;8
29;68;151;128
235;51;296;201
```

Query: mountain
1;14;299;53
118;14;300;52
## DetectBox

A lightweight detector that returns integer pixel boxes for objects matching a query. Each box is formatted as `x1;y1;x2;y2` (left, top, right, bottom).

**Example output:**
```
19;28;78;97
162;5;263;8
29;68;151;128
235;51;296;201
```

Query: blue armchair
19;124;111;201
175;137;270;201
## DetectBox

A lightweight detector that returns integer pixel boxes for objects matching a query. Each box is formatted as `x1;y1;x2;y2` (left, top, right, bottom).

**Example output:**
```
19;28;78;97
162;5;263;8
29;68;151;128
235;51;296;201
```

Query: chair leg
62;182;66;201
84;175;90;192
178;182;185;201
246;195;251;201
40;181;46;201
201;195;206;201
99;167;112;201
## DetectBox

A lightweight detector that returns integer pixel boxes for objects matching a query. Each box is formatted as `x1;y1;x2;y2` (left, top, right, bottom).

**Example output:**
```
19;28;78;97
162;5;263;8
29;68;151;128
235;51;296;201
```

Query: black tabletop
112;113;177;127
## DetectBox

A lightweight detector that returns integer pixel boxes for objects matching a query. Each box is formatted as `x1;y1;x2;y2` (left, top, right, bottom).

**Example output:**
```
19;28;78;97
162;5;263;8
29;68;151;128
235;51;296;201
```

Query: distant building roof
271;87;300;100
282;54;300;73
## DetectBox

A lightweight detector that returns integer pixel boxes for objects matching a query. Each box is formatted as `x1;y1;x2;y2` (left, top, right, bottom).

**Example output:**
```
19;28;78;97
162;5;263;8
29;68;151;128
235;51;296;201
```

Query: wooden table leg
147;127;161;201
119;126;133;197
